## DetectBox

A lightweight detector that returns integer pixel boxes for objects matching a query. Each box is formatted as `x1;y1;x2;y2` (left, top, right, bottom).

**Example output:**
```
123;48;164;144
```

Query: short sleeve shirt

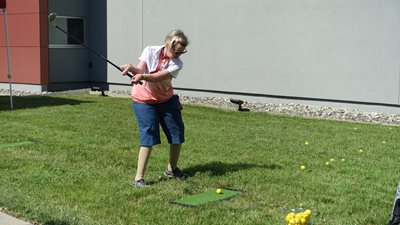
131;46;184;104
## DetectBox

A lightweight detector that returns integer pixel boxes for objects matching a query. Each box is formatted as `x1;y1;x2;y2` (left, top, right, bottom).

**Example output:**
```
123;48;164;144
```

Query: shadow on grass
0;95;91;111
185;161;283;177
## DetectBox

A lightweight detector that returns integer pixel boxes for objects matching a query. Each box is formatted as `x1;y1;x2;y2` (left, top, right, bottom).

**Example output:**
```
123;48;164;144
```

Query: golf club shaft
51;23;134;79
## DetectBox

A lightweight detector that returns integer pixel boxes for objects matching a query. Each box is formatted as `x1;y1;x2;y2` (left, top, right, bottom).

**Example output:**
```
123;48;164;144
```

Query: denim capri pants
132;95;185;147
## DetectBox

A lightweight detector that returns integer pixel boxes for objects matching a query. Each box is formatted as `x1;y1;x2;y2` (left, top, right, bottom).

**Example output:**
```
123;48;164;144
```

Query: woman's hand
120;64;134;76
130;74;145;85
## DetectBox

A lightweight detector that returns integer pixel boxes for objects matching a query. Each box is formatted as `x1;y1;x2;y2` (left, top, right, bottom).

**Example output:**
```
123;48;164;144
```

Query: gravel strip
2;89;400;126
178;95;400;126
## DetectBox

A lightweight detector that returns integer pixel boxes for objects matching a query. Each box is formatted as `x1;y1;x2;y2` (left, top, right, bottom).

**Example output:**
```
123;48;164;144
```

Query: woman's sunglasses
174;49;187;55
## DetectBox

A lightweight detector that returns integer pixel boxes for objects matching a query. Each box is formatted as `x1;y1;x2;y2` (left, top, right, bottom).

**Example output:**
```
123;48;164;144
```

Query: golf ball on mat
216;188;223;194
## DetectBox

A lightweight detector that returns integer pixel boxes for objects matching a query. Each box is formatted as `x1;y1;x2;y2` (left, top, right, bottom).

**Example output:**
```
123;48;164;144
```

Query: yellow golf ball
300;165;306;170
216;188;223;194
285;212;295;222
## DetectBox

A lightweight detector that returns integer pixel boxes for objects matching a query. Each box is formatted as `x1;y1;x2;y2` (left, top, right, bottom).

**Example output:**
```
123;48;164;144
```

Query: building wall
107;0;400;110
1;0;400;113
1;0;108;92
87;0;107;83
47;0;108;91
47;0;89;91
106;0;143;86
0;0;48;87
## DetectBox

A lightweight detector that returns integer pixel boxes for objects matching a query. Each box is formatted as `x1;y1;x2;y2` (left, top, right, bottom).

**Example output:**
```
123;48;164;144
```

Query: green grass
0;93;399;225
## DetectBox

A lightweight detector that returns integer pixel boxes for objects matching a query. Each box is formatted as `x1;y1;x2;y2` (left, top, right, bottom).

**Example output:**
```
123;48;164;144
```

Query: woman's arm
121;61;148;85
137;70;173;83
120;61;146;76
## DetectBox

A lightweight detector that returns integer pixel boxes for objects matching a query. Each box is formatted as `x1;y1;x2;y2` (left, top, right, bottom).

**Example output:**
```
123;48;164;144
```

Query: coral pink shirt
131;46;183;104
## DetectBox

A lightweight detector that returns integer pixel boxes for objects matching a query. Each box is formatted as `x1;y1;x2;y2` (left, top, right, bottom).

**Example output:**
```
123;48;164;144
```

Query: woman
120;29;189;187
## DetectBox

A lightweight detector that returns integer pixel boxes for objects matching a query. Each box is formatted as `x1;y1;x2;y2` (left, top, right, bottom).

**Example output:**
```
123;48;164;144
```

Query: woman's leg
135;146;152;181
159;96;187;178
167;144;181;171
165;143;187;178
131;100;160;182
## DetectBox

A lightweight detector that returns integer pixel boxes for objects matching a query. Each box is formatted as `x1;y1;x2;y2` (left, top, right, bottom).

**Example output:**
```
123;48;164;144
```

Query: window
49;16;85;46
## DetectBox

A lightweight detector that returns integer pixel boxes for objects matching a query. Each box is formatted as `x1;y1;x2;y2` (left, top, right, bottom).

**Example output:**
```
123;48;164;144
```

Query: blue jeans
132;95;185;147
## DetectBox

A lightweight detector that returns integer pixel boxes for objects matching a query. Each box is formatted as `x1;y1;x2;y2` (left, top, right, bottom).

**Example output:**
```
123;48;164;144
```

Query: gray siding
107;0;400;109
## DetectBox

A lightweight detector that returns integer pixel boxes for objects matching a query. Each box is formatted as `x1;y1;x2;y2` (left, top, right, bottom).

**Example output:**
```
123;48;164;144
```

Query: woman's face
169;43;187;58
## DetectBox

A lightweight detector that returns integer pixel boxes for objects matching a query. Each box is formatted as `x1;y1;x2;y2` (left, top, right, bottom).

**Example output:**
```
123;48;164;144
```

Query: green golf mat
172;188;241;206
0;141;34;149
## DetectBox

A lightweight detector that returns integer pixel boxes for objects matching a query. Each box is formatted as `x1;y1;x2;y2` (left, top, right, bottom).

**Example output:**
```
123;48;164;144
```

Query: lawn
0;93;399;225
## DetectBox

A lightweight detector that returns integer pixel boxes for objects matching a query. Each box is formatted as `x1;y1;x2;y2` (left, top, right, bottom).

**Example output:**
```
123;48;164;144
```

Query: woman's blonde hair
164;29;189;51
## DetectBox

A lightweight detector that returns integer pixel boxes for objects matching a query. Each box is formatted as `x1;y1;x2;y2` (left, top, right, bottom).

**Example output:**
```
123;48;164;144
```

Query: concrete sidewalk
0;212;32;225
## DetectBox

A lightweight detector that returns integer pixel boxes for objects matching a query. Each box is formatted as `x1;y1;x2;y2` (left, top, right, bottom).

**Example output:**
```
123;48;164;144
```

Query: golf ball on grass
216;188;223;194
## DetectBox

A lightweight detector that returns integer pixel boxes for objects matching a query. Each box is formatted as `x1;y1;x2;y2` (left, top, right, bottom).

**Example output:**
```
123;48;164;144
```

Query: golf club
48;12;139;82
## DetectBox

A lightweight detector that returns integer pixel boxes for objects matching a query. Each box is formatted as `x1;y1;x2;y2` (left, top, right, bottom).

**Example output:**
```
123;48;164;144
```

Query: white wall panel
108;0;400;106
44;0;400;110
107;0;143;84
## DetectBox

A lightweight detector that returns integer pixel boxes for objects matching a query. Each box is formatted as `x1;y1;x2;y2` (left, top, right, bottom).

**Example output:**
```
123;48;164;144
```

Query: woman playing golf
120;29;189;187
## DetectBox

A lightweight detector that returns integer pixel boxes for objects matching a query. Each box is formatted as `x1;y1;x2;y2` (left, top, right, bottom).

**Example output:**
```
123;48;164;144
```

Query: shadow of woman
184;161;283;177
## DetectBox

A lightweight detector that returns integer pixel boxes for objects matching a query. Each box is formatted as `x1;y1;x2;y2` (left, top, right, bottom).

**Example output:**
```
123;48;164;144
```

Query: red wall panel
0;14;41;46
6;0;41;14
0;47;48;84
0;0;48;85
